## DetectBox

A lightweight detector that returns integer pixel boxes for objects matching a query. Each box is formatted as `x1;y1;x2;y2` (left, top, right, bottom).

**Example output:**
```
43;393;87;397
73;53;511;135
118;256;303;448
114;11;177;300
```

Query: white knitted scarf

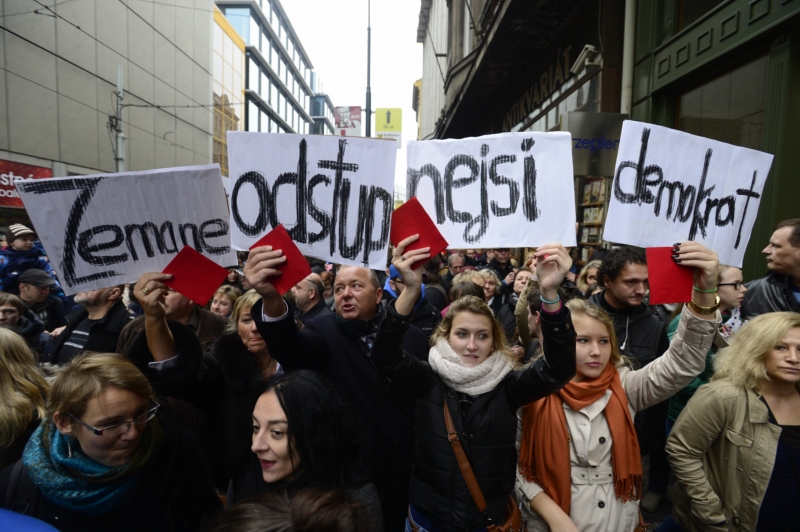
428;338;513;396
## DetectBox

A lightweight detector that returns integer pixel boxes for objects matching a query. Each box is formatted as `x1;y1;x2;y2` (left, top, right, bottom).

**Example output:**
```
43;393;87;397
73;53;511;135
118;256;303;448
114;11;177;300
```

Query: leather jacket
741;272;800;320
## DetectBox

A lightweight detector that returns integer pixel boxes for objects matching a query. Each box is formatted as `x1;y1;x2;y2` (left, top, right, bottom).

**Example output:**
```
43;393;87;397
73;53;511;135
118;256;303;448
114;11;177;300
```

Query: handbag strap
443;399;487;512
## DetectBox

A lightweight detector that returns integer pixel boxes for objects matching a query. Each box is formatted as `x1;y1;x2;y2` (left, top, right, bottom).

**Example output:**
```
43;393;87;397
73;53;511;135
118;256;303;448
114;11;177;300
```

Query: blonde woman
210;285;242;319
665;312;800;532
370;236;576;532
0;328;49;470
576;260;602;296
516;242;721;532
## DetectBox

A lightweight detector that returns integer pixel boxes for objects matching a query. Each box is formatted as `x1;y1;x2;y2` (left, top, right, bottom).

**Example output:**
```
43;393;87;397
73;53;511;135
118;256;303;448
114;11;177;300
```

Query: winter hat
6;224;36;244
389;265;401;280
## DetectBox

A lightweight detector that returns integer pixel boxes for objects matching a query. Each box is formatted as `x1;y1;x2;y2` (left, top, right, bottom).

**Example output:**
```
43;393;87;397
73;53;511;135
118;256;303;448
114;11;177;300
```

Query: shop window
676;55;768;150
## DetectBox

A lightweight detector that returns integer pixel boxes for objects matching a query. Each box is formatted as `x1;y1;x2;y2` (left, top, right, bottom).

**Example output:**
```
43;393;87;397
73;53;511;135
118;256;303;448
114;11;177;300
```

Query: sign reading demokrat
16;164;238;296
406;132;577;248
604;121;773;267
227;132;397;269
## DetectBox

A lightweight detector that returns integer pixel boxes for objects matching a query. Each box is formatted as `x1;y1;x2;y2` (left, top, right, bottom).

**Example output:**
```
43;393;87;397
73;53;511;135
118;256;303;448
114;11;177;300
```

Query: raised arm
245;245;326;372
622;242;722;411
507;244;576;407
514;277;536;348
368;236;438;396
665;384;729;527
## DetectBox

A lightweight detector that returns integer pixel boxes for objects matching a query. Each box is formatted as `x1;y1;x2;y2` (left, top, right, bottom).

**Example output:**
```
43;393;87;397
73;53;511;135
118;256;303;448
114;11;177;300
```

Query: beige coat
515;308;722;532
666;380;787;532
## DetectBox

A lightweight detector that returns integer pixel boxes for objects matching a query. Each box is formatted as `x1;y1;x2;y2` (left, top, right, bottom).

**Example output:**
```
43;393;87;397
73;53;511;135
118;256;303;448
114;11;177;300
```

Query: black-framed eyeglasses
718;281;744;290
69;400;160;437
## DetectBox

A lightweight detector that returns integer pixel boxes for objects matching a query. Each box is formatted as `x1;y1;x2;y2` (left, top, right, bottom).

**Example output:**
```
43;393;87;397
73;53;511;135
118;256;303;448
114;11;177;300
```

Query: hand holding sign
135;273;173;321
534;243;573;310
391;234;431;317
672;241;720;316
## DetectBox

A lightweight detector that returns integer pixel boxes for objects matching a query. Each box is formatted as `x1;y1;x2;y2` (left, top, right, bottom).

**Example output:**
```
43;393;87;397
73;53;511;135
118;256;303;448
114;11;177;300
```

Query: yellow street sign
375;108;402;132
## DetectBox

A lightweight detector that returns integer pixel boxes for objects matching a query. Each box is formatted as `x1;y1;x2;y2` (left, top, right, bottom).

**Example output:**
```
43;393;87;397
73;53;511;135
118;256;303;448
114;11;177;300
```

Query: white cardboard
604;121;773;267
406;132;577;248
227;132;397;269
16;164;238;296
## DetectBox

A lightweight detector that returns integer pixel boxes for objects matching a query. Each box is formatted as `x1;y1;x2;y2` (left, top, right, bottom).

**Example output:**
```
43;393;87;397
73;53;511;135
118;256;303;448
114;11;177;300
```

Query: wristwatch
688;294;720;315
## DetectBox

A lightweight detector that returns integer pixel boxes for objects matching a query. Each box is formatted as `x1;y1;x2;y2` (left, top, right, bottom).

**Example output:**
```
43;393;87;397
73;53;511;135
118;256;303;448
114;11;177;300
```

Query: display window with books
576;176;609;264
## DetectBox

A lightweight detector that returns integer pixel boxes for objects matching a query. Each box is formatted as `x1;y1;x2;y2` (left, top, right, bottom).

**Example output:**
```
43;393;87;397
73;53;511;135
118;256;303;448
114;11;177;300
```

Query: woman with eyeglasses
0;352;221;531
664;265;747;438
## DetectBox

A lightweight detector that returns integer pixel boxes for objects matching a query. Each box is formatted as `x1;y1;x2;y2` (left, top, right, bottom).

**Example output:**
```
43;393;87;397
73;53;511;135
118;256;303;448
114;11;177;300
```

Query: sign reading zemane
406;132;577;249
15;164;237;296
604;121;774;267
227;132;397;270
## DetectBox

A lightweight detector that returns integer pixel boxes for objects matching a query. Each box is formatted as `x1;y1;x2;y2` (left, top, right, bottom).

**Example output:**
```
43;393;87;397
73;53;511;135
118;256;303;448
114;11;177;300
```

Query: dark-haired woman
227;371;382;530
369;236;576;532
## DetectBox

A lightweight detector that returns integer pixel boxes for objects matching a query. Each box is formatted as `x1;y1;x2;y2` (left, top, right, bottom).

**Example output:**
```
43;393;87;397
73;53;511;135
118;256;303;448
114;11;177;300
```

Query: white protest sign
16;164;237;296
406;132;577;248
227;132;397;269
604;121;773;267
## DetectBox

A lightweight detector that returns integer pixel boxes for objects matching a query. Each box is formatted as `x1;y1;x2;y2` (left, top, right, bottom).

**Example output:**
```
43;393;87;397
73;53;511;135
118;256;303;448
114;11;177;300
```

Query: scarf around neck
518;363;641;515
22;418;164;515
428;338;513;396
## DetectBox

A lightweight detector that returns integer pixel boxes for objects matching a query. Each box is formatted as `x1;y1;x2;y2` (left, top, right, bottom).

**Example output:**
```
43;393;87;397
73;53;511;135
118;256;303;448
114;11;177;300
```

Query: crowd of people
0;218;798;531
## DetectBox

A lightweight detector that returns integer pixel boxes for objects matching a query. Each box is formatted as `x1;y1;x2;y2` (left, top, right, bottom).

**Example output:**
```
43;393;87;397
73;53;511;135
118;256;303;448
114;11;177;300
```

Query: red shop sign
0;160;53;208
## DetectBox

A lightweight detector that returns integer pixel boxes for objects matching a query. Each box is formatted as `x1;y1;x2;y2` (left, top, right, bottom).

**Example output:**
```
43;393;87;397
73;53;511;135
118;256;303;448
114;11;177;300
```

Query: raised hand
534;244;573;311
244;246;289;317
673;241;720;314
134;272;172;320
391;235;430;316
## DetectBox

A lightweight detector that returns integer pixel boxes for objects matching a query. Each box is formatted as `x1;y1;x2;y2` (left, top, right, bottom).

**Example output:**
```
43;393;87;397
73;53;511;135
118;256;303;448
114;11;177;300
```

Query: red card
249;224;311;296
162;246;230;306
390;197;449;268
646;247;694;305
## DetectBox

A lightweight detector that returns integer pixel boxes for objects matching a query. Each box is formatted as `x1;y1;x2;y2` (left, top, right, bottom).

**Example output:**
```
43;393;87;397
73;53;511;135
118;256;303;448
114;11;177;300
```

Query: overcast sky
280;0;423;191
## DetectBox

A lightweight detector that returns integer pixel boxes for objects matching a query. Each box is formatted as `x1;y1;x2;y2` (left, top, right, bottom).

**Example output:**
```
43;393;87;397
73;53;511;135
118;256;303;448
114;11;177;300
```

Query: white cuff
261;300;289;322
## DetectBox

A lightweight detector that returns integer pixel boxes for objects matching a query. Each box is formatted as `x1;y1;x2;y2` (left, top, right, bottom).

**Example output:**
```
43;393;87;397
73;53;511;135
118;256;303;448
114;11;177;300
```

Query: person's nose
589;341;602;358
252;430;269;453
786;346;800;364
466;336;478;352
120;422;142;441
762;244;771;255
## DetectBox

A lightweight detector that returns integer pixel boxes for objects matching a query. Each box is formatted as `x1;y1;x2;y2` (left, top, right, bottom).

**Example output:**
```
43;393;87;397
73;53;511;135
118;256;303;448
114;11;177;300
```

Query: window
224;8;250;43
261;72;269;102
260;110;269;132
249;15;260;49
270;118;278;133
677;0;724;32
248;58;259;92
271;84;278;109
278;93;284;118
248;101;259;131
676;55;768;150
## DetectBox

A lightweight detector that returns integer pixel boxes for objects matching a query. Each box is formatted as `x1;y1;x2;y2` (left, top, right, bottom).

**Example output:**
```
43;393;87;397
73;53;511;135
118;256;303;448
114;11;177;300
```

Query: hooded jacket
588;291;669;367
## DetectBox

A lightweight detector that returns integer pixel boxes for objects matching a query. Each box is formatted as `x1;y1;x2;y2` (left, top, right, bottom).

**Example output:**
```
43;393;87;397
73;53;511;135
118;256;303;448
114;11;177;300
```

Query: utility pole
365;0;372;137
113;65;126;172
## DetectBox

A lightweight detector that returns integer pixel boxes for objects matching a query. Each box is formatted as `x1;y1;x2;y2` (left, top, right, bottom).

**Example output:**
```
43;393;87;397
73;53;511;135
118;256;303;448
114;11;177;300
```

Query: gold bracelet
687;294;720;315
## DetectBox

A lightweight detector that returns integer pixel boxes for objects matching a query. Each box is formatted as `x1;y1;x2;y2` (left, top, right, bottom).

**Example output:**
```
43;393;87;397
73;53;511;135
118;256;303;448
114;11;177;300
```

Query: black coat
125;323;270;491
588;291;669;367
26;295;66;333
15;311;52;359
493;295;517;344
50;300;134;364
370;301;576;532
742;272;800;319
252;299;428;530
295;297;332;323
0;413;221;532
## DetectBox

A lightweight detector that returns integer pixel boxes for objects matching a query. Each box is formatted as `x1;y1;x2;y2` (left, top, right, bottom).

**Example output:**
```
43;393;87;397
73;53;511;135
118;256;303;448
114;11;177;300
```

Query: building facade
415;0;448;140
213;7;246;177
217;0;316;136
0;0;216;226
631;0;800;277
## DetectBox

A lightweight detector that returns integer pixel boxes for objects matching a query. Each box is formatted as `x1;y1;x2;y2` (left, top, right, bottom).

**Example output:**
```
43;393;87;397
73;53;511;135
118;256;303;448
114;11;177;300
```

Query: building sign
376;108;402;148
0;160;53;208
564;112;627;176
334;106;362;137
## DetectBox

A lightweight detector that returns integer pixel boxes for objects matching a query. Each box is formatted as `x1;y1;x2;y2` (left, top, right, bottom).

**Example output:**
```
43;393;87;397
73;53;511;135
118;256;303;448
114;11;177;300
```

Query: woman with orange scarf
515;241;723;532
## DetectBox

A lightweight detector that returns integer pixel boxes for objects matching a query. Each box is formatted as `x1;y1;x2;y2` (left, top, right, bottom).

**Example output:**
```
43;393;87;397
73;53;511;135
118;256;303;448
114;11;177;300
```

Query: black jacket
493;294;517;344
370;301;576;532
252;300;428;529
0;413;222;532
25;295;66;333
381;293;443;344
588;291;669;367
15;310;52;359
741;272;800;319
295;297;332;323
483;259;514;283
50;300;134;364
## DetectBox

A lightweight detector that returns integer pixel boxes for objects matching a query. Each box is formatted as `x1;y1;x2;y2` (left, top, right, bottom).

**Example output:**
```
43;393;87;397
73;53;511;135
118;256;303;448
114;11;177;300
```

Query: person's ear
534;311;541;325
602;275;611;287
54;412;73;436
109;287;123;301
375;287;383;305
